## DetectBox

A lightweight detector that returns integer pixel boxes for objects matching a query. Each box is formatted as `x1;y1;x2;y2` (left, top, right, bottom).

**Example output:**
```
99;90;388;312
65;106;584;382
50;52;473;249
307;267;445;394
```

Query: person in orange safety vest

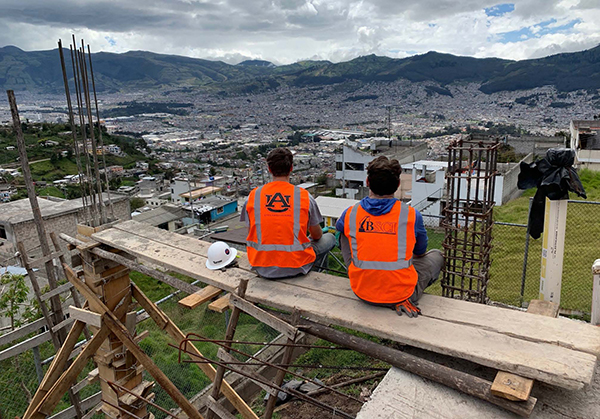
337;156;444;317
242;148;336;279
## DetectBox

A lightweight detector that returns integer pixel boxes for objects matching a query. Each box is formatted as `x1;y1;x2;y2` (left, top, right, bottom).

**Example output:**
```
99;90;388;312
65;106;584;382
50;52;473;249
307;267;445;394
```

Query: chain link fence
423;200;600;318
0;282;279;419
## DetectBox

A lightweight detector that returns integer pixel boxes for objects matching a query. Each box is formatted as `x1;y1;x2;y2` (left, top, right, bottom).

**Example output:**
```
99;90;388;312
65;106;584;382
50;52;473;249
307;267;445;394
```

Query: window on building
345;162;364;171
0;225;6;240
217;207;224;215
336;162;343;171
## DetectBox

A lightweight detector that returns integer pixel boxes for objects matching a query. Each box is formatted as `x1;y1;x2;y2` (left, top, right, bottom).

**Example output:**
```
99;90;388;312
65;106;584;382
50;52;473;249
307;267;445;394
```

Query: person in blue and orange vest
336;156;444;317
241;147;336;279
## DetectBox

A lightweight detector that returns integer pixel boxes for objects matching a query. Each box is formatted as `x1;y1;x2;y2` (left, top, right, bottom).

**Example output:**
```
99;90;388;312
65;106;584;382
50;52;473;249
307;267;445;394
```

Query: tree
130;197;146;211
209;167;217;176
0;273;28;330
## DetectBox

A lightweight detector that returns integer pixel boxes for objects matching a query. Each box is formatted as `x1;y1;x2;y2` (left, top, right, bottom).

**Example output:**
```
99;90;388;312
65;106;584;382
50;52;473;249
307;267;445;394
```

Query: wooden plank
491;372;534;402
0;331;51;361
131;283;259;419
47;392;102;419
491;298;560;402
229;295;298;341
29;325;111;419
69;307;103;328
28;251;66;269
178;285;222;309
527;300;560;317
118;381;154;405
208;294;231;313
0;317;47;347
206;396;238;419
93;222;599;390
41;282;74;302
51;317;75;334
217;348;277;397
105;221;600;357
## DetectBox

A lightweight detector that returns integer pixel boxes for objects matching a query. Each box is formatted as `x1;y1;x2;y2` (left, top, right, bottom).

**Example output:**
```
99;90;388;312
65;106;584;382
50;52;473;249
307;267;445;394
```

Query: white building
335;139;428;199
570;120;600;171
314;196;359;228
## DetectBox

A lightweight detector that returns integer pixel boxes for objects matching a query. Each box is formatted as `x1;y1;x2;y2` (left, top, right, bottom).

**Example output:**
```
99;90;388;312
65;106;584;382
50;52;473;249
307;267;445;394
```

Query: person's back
336;156;443;317
242;147;335;279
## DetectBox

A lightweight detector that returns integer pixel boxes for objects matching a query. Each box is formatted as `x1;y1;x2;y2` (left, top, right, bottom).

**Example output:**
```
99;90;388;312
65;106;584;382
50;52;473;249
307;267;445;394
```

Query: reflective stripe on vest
347;202;413;271
246;185;312;252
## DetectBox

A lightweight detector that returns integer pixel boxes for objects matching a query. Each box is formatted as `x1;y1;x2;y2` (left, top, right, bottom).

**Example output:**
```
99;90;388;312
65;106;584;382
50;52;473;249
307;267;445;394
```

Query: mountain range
1;44;599;95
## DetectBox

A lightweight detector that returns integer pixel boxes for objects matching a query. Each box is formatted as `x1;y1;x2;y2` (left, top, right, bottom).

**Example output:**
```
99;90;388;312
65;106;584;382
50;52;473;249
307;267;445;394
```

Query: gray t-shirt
240;187;323;279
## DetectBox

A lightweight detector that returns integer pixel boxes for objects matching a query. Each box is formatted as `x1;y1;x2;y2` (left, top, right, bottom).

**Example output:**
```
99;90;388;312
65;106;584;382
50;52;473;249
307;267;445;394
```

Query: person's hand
395;300;421;318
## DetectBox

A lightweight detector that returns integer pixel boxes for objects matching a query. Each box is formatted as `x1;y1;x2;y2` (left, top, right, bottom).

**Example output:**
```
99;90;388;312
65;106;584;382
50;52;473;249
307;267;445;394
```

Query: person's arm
307;195;324;240
413;210;428;257
239;200;249;227
336;209;351;266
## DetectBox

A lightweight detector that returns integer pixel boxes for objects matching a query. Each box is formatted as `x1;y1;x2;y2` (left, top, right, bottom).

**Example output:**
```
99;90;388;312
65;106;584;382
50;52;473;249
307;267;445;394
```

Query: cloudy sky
0;0;599;64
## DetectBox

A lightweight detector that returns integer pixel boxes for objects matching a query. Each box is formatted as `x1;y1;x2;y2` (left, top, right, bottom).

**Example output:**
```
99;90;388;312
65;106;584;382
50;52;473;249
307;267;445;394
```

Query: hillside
1;45;600;94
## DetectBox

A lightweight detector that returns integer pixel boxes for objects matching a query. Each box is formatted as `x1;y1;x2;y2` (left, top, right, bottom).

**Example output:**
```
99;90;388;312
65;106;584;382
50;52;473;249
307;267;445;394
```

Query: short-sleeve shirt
241;185;323;278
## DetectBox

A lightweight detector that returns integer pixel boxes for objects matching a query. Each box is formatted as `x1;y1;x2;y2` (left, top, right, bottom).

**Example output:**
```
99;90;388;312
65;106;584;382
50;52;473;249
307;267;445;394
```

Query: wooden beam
178;285;222;309
0;317;46;347
27;325;111;419
229;295;298;341
208;294;231;313
205;396;237;419
490;298;561;402
292;315;537;418
131;283;259;419
59;233;202;295
0;331;51;362
217;348;277;397
28;251;66;269
69;307;103;328
41;282;74;302
63;265;203;419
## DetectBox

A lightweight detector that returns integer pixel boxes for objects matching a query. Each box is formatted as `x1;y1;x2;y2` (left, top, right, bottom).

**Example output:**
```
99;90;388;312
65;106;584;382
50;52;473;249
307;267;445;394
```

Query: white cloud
0;0;598;64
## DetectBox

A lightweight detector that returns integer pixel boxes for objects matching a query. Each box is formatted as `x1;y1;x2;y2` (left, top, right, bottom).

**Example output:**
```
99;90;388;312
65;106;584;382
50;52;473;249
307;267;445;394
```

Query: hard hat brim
206;247;237;270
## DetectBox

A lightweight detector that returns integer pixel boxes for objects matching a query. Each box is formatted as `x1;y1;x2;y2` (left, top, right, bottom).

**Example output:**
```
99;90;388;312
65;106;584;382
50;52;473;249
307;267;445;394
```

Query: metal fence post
519;198;533;307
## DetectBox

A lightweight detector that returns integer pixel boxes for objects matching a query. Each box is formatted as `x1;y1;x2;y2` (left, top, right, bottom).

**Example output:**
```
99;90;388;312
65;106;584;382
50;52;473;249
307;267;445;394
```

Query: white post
539;198;568;304
592;259;600;326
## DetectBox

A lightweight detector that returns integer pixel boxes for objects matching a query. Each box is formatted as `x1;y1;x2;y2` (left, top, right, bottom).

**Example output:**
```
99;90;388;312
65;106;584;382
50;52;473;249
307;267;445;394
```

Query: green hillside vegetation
2;44;600;94
0;122;149;183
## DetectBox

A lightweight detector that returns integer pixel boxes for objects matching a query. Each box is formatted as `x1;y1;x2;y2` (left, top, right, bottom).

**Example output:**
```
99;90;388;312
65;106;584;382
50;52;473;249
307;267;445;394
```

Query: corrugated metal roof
133;205;187;227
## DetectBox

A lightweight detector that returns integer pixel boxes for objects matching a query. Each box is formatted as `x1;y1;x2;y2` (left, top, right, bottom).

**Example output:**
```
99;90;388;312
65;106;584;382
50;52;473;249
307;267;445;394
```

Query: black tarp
517;148;586;239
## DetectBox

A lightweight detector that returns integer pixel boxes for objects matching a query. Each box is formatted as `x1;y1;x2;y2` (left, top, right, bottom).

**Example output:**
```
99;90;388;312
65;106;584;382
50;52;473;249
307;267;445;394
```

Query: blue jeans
310;232;336;272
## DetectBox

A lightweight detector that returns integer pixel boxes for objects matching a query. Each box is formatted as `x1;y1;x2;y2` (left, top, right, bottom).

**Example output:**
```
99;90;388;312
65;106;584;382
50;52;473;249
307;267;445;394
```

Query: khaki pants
410;249;444;303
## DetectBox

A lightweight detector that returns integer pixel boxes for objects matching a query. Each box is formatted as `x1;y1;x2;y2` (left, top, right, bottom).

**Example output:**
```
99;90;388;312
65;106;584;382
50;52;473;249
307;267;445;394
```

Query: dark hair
267;148;293;177
367;156;401;196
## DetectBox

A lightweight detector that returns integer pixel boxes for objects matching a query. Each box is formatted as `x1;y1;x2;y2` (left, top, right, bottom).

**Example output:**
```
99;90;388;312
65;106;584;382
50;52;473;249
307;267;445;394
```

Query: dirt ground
270;373;383;419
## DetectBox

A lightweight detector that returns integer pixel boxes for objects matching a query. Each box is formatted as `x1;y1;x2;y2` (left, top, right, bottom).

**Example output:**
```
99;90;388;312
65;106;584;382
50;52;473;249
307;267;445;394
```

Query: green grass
37;185;66;199
30;158;79;182
426;168;600;313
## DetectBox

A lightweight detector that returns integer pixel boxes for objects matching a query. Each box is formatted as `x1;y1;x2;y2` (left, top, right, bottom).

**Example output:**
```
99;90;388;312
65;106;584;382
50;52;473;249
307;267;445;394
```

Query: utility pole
187;174;196;226
387;105;392;140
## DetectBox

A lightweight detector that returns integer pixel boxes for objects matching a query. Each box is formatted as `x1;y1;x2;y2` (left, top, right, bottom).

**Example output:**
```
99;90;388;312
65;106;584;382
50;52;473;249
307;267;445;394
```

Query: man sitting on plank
241;147;335;279
336;156;443;317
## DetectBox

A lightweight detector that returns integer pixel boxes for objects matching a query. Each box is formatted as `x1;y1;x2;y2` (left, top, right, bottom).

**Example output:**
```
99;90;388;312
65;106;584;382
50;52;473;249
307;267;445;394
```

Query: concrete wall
500;153;534;204
508;136;565;156
11;198;130;255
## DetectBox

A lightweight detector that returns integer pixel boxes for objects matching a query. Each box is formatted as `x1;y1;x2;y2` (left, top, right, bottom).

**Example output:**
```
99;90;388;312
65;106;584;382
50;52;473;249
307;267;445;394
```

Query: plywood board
178;285;222;309
92;221;600;390
208;294;231;313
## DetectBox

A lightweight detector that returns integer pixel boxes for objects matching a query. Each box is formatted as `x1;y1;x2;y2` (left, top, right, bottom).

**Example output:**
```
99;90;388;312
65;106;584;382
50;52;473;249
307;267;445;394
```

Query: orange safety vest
246;182;316;268
344;201;418;304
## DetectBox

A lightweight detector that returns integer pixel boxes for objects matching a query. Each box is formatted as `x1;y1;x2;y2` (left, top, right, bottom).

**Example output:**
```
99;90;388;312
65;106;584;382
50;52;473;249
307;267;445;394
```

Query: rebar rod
79;41;106;224
175;345;355;418
105;380;178;419
178;334;363;404
87;44;115;220
57;39;88;214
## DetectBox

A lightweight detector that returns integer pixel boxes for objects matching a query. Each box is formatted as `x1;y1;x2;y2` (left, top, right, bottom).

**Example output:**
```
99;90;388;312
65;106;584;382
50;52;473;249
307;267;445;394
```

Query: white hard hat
206;241;237;270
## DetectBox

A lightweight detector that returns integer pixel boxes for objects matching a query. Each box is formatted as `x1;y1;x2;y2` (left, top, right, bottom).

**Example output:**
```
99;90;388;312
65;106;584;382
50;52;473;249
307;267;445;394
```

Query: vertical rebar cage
441;136;500;303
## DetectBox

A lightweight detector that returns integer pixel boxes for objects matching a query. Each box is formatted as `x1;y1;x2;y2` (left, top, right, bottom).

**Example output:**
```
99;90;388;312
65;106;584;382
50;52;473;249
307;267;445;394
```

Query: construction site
1;37;600;419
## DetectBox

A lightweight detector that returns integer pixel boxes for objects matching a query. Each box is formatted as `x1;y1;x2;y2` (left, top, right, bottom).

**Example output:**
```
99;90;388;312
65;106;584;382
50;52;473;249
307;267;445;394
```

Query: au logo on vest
265;193;291;213
359;216;398;235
